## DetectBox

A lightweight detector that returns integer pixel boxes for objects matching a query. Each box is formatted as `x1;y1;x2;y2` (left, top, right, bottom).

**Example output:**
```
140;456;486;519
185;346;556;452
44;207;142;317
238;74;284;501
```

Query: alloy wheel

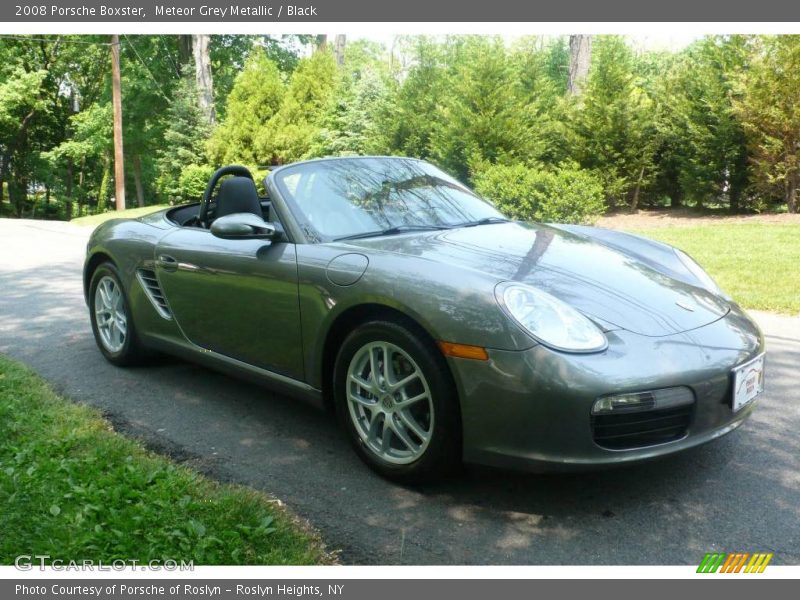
94;275;127;353
346;341;434;464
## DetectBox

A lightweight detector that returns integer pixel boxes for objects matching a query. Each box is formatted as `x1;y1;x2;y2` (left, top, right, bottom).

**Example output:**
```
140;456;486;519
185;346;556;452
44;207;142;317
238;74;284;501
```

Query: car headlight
495;282;607;353
674;249;728;298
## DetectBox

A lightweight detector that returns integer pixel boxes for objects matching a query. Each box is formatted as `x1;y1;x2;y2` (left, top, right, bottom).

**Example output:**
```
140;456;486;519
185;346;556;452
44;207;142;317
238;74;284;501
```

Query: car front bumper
450;304;765;472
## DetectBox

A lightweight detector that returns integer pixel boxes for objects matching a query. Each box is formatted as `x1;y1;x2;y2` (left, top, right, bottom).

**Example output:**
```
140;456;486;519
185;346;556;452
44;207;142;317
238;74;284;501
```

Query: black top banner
2;0;799;22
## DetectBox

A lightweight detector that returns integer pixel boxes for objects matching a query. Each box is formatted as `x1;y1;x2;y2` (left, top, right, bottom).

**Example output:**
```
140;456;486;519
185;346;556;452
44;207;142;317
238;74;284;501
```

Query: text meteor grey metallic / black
83;157;765;482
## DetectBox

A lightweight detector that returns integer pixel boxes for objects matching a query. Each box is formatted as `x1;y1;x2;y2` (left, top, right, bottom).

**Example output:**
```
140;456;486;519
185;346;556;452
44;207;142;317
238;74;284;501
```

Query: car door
154;227;304;380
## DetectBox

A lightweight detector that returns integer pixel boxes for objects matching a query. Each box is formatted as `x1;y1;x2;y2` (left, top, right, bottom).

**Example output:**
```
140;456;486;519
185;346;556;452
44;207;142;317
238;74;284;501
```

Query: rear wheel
333;320;461;483
89;262;147;366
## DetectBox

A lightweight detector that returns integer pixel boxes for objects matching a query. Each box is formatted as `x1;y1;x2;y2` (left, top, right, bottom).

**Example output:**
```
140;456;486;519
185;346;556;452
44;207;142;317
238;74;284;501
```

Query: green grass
631;223;800;315
71;205;169;226
0;355;324;565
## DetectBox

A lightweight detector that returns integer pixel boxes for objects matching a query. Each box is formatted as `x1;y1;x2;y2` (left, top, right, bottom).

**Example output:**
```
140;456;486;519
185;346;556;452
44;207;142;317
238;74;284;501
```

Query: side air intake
136;269;172;319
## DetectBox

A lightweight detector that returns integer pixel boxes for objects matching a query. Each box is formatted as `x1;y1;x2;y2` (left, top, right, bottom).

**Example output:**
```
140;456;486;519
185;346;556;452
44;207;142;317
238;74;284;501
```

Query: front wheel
333;320;461;483
89;262;147;366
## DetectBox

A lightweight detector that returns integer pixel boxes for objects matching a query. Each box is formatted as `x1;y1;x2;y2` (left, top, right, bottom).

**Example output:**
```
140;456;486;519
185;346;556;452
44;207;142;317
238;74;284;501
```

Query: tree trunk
98;155;111;213
629;166;645;212
132;154;145;207
65;159;73;220
568;35;592;96
177;35;192;70
10;175;27;217
787;170;798;214
729;184;740;214
77;158;85;217
192;34;215;125
671;188;683;209
315;35;328;53
334;35;346;66
0;153;6;205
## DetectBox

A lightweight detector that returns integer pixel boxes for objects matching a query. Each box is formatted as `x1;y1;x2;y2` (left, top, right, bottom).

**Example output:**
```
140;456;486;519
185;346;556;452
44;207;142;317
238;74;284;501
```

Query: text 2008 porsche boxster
84;157;765;482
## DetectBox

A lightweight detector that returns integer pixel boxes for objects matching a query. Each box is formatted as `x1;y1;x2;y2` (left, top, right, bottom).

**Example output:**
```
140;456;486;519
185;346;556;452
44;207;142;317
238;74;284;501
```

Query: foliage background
1;34;799;223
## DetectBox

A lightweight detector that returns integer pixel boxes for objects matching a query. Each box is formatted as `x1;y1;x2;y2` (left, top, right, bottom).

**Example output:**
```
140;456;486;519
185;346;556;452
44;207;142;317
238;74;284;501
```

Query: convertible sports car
84;156;765;482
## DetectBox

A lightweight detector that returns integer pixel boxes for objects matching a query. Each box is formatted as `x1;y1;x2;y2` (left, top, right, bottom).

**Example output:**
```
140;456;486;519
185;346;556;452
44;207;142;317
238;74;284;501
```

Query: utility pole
110;34;126;211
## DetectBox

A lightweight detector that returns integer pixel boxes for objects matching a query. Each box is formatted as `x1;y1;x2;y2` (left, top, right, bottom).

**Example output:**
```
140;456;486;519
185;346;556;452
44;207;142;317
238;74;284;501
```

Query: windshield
273;157;504;241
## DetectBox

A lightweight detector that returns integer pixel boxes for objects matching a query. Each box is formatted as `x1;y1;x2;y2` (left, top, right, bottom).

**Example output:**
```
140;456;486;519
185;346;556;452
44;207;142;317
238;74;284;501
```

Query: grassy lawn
0;355;325;565
71;205;169;227
631;223;800;315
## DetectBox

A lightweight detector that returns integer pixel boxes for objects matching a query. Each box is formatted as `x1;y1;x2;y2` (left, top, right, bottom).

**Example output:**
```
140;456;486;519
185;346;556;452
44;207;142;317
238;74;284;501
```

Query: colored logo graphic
697;552;773;573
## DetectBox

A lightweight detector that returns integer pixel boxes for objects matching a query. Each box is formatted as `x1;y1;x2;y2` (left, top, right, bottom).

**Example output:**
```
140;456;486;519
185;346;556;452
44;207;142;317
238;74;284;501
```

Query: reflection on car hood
345;222;730;337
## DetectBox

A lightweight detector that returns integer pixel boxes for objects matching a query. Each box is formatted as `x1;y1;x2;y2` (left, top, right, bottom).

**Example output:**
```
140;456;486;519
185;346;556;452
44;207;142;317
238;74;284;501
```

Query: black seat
215;176;262;220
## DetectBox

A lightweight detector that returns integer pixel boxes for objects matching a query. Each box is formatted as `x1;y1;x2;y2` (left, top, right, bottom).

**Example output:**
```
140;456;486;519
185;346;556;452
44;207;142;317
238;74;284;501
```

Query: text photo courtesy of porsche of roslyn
0;0;799;591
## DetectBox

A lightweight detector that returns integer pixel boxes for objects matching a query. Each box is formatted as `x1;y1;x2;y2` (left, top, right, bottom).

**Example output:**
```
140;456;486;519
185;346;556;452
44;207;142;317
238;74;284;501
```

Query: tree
509;36;573;165
44;102;113;211
0;35;85;216
573;36;658;210
154;69;212;202
734;36;800;213
118;36;175;208
207;52;285;165
0;66;48;213
382;36;451;161
258;50;337;163
652;37;750;211
428;37;542;180
312;41;392;156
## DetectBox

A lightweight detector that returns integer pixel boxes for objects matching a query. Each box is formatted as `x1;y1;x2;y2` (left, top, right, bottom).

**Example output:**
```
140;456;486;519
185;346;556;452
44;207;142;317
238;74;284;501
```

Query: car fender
297;245;538;390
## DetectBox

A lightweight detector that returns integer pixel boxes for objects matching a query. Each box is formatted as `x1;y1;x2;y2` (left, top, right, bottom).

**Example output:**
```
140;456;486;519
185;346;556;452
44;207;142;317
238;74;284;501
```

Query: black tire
88;262;148;366
333;319;462;483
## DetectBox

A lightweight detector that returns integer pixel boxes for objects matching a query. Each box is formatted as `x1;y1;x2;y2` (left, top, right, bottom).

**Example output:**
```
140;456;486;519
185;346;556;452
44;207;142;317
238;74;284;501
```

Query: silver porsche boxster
84;157;765;482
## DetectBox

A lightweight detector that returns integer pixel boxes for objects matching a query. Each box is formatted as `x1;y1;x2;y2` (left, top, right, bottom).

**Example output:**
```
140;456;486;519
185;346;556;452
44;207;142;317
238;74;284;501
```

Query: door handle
157;254;178;272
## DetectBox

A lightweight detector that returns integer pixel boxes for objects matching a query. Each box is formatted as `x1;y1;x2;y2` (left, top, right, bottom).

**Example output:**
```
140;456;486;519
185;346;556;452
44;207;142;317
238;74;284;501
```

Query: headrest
216;176;261;219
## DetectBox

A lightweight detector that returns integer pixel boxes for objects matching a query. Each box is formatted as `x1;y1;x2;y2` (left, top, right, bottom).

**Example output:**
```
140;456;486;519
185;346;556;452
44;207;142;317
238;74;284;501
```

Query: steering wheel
198;165;254;228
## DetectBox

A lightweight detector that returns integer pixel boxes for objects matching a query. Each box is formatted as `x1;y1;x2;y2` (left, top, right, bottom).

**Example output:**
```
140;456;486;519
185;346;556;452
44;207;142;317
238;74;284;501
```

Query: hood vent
137;269;172;319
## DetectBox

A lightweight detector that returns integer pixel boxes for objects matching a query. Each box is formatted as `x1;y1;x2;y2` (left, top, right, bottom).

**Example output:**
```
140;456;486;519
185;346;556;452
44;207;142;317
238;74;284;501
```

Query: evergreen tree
573;36;658;210
257;50;337;163
313;65;392;157
207;52;285;166
734;35;800;213
428;37;539;180
154;68;212;201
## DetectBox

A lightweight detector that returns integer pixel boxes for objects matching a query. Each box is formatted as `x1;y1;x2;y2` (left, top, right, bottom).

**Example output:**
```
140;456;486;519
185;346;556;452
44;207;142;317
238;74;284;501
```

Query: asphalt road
1;218;798;565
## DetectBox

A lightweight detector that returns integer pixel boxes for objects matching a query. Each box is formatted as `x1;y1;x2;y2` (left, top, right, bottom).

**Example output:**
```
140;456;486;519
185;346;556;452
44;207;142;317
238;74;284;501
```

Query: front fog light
592;387;695;415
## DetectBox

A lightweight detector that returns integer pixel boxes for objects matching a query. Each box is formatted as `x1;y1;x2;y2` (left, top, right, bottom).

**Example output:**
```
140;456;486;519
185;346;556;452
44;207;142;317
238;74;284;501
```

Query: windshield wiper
334;224;451;241
455;217;510;228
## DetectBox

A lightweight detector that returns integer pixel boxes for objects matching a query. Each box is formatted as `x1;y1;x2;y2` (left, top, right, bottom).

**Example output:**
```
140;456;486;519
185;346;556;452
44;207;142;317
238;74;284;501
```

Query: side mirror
210;213;277;240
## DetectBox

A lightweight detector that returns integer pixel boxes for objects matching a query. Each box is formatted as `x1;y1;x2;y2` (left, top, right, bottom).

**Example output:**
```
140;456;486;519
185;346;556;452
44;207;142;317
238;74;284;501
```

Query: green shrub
177;164;216;202
472;163;605;224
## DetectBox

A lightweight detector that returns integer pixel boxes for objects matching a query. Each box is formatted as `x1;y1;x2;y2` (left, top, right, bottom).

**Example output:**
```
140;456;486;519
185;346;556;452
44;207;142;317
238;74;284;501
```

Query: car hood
345;222;730;337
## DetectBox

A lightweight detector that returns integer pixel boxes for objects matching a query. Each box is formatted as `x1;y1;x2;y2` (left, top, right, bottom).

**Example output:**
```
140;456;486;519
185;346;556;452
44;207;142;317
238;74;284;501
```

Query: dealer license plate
732;353;765;412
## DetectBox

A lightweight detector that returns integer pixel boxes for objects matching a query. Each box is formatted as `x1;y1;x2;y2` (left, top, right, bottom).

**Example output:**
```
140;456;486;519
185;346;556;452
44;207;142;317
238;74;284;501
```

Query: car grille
591;405;693;450
136;269;172;319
